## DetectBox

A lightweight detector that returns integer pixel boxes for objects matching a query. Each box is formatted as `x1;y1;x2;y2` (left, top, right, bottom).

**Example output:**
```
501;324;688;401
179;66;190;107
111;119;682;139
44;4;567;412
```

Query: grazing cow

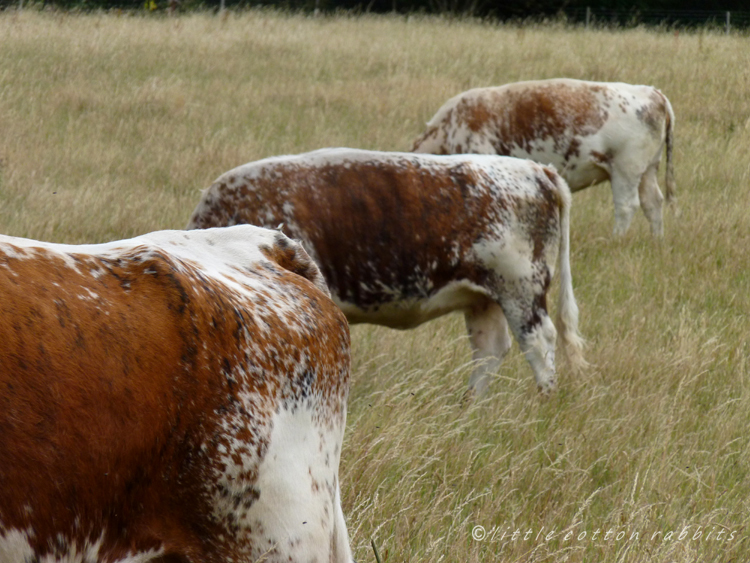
0;225;352;563
412;79;676;237
188;149;585;397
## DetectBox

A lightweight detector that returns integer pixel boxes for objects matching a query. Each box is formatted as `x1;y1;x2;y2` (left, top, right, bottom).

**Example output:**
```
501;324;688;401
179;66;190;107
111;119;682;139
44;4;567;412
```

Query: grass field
1;9;750;562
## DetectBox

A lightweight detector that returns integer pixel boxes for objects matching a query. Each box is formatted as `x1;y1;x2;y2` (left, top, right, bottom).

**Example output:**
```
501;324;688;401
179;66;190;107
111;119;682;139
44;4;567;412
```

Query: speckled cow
0;225;352;563
188;149;585;397
412;79;676;237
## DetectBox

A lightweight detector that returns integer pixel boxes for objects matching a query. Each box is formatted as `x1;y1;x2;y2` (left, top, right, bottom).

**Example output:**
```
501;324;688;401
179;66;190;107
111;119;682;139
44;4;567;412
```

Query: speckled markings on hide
0;226;351;563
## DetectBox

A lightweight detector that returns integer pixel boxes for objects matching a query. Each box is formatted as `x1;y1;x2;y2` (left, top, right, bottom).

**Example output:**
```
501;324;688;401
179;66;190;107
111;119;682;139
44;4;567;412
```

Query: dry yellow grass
1;9;749;562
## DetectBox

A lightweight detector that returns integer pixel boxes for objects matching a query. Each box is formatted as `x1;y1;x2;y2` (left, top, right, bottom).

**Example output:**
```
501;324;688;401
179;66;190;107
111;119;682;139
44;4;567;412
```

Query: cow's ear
263;233;330;297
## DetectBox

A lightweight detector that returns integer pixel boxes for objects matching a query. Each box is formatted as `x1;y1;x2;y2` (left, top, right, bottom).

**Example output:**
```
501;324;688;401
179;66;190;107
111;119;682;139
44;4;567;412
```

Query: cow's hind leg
638;163;665;237
610;166;642;236
464;299;512;398
496;279;558;394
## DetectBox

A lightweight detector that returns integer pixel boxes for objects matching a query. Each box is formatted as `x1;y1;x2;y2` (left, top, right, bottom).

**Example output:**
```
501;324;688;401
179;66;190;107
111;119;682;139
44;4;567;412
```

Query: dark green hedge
4;0;750;28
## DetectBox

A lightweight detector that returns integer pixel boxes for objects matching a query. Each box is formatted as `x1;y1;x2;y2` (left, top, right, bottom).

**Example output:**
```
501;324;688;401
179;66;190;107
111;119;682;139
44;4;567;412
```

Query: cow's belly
561;161;610;192
336;279;490;329
507;142;611;192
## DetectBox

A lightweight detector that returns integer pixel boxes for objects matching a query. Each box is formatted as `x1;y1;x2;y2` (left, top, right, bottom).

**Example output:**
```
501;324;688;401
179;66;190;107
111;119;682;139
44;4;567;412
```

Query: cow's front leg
464;299;512;399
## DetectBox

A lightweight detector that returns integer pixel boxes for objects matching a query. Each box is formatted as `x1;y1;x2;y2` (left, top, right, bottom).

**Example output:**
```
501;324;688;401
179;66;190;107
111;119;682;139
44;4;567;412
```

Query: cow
0;225;353;563
187;149;586;398
411;79;676;237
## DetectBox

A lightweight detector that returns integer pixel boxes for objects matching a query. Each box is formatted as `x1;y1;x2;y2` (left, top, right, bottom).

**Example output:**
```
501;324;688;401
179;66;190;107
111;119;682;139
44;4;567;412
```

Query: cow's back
0;242;202;561
0;226;352;563
412;79;671;192
188;149;566;329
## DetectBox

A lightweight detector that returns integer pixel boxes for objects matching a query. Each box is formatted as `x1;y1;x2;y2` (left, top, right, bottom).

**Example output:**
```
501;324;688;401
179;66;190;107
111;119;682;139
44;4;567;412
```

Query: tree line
4;0;750;28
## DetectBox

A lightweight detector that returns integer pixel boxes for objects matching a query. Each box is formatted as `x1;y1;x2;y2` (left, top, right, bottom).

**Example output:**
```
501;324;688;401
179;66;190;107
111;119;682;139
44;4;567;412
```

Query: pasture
1;9;749;562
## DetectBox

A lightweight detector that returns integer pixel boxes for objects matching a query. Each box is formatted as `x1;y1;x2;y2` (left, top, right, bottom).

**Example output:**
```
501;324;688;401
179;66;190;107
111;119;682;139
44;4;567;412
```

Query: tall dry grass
1;10;749;562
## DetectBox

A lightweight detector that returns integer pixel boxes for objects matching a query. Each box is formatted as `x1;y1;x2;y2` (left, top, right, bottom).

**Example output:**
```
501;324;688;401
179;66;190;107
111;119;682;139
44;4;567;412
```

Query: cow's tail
410;123;444;154
553;171;587;372
662;91;677;206
411;106;456;154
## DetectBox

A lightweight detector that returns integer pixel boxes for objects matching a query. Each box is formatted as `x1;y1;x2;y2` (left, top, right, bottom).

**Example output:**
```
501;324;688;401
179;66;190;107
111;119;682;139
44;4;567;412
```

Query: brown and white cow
0;225;352;563
412;79;676;237
188;149;585;397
